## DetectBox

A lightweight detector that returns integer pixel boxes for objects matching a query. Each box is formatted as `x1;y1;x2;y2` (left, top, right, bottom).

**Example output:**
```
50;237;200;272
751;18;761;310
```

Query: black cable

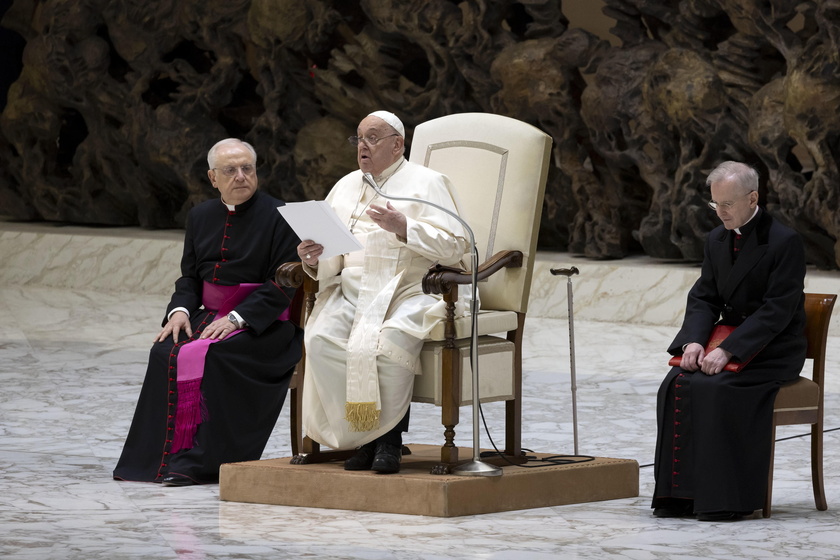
466;338;595;469
775;425;840;442
474;398;596;468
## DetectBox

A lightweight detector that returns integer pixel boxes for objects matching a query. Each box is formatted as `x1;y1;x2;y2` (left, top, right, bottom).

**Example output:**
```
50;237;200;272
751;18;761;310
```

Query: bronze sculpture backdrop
0;0;838;268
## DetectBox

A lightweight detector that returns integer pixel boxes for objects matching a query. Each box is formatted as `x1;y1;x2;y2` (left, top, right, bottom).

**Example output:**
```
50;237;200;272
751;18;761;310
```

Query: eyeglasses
708;191;754;211
212;164;255;177
347;134;399;147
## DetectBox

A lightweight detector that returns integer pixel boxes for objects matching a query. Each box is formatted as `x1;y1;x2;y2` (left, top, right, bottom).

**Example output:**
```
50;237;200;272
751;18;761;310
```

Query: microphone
363;173;473;246
362;171;501;476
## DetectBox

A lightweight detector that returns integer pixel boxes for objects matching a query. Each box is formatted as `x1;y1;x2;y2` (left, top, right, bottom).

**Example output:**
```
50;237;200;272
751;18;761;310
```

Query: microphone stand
363;172;502;477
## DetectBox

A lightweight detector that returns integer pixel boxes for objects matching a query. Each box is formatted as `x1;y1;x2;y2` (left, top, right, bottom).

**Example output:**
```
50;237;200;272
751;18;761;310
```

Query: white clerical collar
734;206;759;235
374;157;406;183
222;200;236;211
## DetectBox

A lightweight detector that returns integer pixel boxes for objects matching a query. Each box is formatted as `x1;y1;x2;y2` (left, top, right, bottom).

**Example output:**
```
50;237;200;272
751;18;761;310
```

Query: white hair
207;138;257;169
706;161;759;193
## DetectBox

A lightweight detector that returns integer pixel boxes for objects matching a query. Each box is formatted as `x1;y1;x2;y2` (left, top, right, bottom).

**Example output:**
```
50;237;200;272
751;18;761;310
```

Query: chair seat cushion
774;376;820;411
426;310;519;341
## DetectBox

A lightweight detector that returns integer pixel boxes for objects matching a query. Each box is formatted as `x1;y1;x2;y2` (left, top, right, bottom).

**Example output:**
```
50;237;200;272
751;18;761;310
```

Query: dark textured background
0;0;838;267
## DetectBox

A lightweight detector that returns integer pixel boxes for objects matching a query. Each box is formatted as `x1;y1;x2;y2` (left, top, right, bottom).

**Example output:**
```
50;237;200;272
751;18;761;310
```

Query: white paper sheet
277;201;364;259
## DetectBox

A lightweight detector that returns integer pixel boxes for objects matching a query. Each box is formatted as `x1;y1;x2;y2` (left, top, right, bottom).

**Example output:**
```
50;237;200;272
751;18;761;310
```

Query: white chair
408;112;552;472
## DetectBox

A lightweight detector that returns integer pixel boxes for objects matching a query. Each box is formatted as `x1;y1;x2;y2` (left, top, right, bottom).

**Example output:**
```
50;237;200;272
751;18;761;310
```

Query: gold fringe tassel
345;402;381;432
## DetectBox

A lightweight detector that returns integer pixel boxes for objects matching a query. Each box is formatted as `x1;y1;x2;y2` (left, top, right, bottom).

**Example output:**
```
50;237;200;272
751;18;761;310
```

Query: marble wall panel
3;224;838;334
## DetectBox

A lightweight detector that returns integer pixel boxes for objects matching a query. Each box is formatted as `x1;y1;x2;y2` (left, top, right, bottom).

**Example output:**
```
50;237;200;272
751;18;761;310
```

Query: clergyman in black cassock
114;139;302;485
652;161;807;520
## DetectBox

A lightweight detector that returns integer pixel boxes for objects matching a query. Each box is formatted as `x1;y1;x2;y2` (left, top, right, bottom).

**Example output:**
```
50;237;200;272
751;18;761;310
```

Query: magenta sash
171;281;291;452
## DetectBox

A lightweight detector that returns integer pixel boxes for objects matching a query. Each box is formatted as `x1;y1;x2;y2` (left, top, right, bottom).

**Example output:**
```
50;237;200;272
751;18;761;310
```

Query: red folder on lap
668;324;753;373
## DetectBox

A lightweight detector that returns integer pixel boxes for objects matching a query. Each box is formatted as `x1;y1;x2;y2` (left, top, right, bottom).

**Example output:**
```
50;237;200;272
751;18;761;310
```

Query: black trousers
373;408;410;447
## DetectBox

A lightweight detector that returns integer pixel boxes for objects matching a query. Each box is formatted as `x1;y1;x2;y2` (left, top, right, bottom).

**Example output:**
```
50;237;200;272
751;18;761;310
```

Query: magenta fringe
171;378;208;453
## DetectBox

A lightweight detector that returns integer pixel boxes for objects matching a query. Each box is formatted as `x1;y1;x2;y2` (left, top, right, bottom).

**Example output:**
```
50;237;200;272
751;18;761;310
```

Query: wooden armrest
276;261;320;293
423;250;523;296
275;261;304;288
275;261;320;292
276;262;319;324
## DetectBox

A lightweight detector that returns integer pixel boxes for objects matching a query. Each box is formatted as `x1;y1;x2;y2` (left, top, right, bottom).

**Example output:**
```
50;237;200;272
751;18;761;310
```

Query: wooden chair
764;292;836;517
276;112;552;473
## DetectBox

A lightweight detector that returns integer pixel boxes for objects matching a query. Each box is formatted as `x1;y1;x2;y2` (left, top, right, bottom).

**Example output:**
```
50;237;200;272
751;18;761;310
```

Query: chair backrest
803;293;837;388
408;113;552;313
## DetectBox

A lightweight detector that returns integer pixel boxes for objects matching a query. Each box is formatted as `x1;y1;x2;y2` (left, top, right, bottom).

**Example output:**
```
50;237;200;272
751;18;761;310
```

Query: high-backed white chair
278;112;552;474
408;113;552;472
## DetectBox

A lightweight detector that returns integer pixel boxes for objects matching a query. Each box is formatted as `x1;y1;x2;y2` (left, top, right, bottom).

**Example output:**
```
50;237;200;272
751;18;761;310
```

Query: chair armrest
275;261;320;293
423;250;523;296
275;261;305;288
276;262;320;324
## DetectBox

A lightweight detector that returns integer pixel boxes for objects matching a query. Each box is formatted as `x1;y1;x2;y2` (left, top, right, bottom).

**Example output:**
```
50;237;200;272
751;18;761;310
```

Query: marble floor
2;226;840;559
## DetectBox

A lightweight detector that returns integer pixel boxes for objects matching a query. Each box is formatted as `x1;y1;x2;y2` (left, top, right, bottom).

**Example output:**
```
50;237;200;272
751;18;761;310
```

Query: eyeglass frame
347;133;400;147
211;164;256;177
708;190;755;211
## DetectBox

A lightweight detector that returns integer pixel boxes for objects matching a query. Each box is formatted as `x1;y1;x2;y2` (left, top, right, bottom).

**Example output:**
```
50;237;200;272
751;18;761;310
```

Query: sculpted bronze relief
0;0;837;267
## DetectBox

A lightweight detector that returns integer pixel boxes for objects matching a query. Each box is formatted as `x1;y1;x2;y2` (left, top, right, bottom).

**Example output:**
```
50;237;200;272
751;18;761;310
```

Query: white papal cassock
302;157;468;450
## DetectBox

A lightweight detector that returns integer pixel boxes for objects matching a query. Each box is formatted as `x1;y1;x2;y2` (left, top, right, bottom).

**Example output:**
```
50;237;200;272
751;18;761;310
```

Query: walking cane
549;266;580;455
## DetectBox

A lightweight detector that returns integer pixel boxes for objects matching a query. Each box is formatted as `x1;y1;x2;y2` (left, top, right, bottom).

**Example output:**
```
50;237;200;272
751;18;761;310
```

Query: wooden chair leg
289;371;302;457
434;396;459;474
505;324;523;458
763;422;777;518
812;422;828;510
504;397;521;457
432;344;460;475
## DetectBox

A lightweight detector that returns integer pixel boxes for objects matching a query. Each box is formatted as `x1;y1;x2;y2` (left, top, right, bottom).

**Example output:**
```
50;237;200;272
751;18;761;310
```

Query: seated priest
296;110;468;474
114;138;302;486
652;161;807;521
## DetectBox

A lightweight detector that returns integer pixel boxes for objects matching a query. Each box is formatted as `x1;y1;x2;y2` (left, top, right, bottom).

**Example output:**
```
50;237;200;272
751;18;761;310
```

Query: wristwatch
227;312;242;329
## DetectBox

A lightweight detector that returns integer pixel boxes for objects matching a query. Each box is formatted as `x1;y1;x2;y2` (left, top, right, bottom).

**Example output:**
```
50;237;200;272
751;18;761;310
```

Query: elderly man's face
710;177;758;230
208;143;258;206
356;115;403;176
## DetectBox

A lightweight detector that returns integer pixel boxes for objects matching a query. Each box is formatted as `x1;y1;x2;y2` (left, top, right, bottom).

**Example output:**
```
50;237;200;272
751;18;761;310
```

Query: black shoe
696;510;751;521
344;442;376;471
371;442;402;474
653;501;695;518
161;474;195;487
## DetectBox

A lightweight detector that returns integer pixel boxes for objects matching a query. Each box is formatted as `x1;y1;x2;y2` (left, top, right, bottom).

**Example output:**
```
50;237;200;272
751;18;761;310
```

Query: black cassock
114;191;302;483
652;209;807;513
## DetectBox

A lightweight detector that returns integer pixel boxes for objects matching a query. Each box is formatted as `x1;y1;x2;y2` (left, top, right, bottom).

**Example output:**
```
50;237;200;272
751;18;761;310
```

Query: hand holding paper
297;240;323;265
278;201;363;260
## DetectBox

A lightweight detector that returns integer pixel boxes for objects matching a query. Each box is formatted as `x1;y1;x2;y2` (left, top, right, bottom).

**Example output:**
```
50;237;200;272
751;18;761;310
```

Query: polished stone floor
1;224;840;559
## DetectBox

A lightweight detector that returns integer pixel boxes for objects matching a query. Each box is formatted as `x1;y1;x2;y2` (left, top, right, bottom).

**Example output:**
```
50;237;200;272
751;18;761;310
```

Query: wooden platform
219;444;639;517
